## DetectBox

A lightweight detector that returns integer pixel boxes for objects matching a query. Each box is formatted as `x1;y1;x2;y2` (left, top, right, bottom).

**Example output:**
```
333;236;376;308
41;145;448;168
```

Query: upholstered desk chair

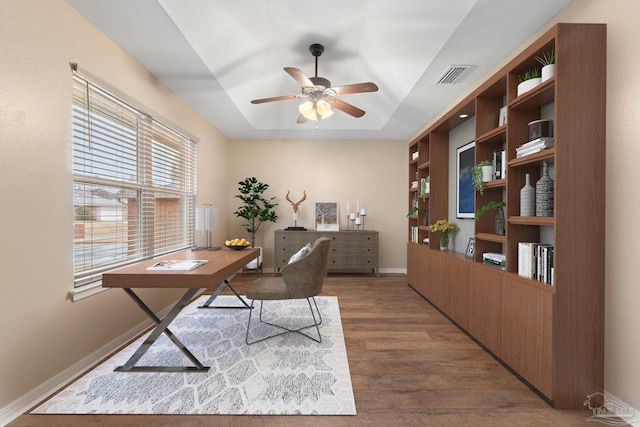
245;237;331;344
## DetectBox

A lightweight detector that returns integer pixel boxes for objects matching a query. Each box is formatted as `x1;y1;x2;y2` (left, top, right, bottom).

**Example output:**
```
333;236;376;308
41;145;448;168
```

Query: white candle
350;213;356;220
356;199;360;212
355;218;362;225
360;208;366;216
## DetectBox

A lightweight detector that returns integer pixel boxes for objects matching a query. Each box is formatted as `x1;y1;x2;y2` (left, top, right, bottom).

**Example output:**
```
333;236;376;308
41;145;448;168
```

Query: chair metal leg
246;297;323;344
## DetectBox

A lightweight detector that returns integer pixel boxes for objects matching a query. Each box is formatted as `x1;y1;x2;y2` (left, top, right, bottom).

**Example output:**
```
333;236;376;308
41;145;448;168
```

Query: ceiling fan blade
332;99;366;118
251;94;299;104
296;114;308;124
331;82;379;95
284;67;315;88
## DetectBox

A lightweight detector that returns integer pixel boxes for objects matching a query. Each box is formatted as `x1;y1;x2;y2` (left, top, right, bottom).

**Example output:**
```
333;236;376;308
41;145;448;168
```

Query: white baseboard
0;291;204;426
379;268;407;274
604;390;640;427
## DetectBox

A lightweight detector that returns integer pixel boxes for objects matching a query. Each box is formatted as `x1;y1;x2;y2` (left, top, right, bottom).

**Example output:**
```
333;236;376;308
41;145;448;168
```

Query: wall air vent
434;65;472;84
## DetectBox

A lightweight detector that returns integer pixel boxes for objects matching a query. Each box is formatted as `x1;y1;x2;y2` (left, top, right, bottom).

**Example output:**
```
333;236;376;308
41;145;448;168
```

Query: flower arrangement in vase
428;219;460;251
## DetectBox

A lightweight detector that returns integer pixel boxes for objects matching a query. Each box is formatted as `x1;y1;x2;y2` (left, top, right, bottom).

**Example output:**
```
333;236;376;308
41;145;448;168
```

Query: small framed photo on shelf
465;238;475;258
315;202;339;231
498;106;507;126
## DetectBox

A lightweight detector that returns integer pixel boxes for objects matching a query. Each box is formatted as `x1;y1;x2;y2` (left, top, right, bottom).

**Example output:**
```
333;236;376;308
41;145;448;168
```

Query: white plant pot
517;77;542;96
246;246;263;269
482;165;494;182
541;64;555;82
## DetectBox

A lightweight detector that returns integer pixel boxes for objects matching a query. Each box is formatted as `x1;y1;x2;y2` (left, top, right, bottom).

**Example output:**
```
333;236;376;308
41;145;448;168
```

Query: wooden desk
103;248;258;372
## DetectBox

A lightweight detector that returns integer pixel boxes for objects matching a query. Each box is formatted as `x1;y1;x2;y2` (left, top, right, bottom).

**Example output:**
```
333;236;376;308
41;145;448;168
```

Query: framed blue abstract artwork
457;141;475;218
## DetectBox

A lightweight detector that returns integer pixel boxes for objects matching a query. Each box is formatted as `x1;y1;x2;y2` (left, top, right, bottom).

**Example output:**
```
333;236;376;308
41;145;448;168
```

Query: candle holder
350;214;356;230
355;217;362;231
360;211;366;230
346;213;351;230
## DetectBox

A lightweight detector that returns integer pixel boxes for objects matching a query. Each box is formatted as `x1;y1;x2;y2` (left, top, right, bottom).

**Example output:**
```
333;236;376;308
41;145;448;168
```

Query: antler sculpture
286;190;307;221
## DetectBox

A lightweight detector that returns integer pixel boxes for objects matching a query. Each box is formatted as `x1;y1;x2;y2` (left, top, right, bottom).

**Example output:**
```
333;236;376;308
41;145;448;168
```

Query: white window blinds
72;73;197;287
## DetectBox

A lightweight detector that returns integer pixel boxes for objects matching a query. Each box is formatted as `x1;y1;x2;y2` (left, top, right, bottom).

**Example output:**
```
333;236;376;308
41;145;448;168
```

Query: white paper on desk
146;260;209;271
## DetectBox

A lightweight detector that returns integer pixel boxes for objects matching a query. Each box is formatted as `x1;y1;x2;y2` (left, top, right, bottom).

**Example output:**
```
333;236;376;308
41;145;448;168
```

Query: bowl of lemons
225;238;251;250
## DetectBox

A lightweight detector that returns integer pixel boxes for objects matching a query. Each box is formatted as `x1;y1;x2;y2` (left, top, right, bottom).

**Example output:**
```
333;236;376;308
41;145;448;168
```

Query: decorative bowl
226;245;248;250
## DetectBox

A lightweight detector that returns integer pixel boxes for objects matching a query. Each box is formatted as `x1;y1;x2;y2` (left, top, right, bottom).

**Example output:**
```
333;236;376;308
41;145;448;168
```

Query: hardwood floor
10;274;603;426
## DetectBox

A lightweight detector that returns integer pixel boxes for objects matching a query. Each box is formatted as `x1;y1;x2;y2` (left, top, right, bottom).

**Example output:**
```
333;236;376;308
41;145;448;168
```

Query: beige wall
411;0;640;411
0;0;230;409
2;0;639;419
227;139;407;272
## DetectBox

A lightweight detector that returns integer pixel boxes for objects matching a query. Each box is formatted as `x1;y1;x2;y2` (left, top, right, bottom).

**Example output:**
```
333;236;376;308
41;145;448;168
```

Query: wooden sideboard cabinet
274;230;378;276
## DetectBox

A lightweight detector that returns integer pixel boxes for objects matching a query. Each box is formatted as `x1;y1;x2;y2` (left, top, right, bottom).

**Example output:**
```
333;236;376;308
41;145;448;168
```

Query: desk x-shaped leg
198;272;252;309
115;288;210;372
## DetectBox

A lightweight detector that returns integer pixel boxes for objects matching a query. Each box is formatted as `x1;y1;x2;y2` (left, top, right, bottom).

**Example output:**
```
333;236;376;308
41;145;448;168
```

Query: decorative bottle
536;162;554;217
520;173;535;216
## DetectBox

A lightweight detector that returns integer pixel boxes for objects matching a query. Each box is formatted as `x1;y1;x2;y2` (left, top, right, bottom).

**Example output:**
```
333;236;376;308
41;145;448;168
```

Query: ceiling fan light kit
251;43;378;124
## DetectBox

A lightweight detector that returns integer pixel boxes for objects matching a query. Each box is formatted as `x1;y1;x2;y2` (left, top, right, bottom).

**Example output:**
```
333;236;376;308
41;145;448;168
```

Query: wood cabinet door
429;251;450;314
501;276;553;399
407;243;419;288
447;257;469;331
468;264;502;357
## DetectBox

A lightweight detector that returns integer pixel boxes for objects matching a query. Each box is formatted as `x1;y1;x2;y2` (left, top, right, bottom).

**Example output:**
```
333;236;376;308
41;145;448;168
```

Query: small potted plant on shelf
406;206;424;217
411;145;419;161
536;48;555;82
472;160;493;195
428;219;459;251
475;201;506;235
517;68;542;96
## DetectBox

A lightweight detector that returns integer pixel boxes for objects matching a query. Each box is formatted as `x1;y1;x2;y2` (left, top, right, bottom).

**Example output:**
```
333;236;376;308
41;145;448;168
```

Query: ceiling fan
251;43;379;124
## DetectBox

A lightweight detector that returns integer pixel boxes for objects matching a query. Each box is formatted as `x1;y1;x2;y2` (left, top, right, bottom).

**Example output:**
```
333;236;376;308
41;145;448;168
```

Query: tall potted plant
234;177;278;248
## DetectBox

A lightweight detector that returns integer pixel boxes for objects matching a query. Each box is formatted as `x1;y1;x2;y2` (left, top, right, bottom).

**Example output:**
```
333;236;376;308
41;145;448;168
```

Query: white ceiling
66;0;572;141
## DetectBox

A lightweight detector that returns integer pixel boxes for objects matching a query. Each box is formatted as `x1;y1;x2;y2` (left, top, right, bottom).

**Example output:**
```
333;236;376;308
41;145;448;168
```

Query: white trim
68;281;110;301
604;390;640;427
379;268;407;274
0;290;205;426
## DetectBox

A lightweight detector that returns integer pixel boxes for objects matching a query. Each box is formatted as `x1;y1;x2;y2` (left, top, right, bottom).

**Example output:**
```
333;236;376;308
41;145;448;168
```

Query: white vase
246;246;263;269
541;64;555;82
482;165;494;182
520;174;535;217
517;77;542;96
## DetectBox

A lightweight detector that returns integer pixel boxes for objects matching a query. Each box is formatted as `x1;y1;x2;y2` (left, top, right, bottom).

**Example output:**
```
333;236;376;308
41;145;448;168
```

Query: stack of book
518;242;554;285
410;226;419;243
482;252;506;270
493;150;506;179
516;137;554;158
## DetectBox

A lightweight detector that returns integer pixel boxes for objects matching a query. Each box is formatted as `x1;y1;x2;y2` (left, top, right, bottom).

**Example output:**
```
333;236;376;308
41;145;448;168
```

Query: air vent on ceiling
434;65;472;84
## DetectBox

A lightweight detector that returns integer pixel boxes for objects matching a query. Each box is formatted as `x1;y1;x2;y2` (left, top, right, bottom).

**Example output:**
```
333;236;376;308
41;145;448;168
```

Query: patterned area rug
33;295;356;415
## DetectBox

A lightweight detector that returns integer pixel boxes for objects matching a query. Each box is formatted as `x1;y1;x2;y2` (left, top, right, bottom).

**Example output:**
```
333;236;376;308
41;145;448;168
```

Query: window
72;71;197;287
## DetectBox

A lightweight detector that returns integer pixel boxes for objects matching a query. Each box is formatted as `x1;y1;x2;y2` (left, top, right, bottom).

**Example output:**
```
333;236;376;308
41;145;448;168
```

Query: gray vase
520;173;535;216
536;162;554;217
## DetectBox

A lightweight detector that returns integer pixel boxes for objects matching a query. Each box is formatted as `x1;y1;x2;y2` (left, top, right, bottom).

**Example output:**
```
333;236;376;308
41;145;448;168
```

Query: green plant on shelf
472;160;492;195
406;206;424;217
535;48;555;66
475;201;506;222
519;68;541;82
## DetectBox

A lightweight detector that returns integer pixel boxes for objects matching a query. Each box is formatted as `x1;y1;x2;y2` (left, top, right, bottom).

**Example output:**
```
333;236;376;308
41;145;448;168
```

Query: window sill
68;281;109;302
